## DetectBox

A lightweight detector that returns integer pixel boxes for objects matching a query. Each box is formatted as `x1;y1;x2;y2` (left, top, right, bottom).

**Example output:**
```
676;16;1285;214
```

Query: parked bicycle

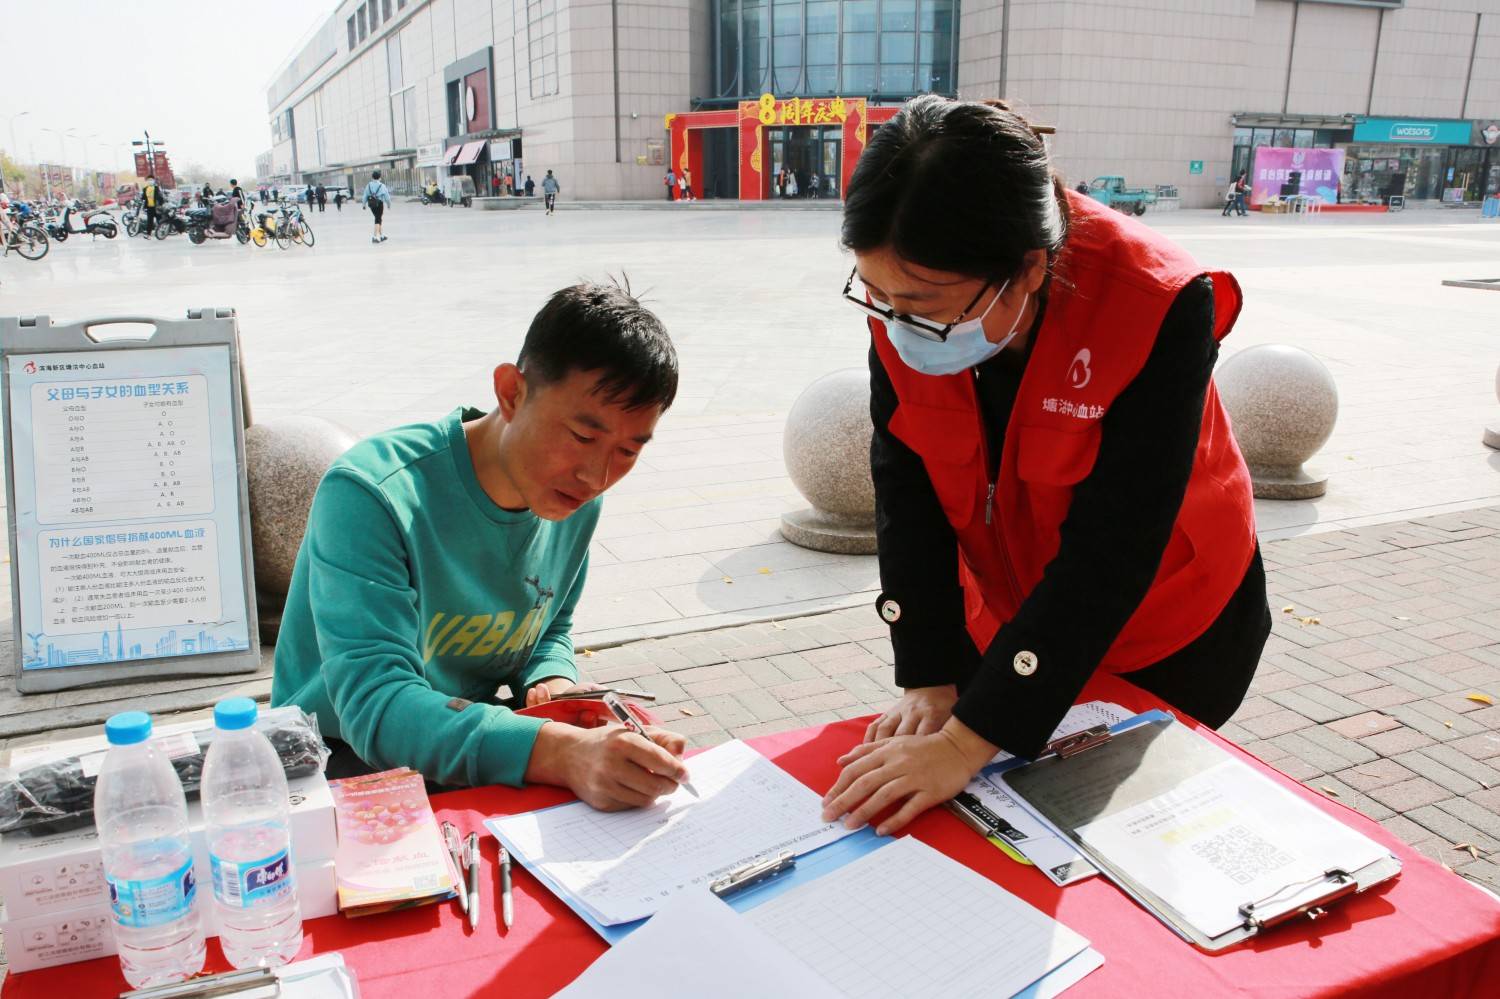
278;203;315;248
1;208;49;261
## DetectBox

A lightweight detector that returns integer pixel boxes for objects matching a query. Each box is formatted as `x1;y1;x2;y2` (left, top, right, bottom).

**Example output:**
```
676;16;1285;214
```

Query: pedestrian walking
272;186;279;202
809;171;821;199
1221;180;1236;217
200;182;213;206
361;169;391;243
316;184;327;212
335;189;344;211
524;175;535;197
1233;172;1249;217
664;169;676;201
682;167;695;201
542;170;560;214
676;171;690;202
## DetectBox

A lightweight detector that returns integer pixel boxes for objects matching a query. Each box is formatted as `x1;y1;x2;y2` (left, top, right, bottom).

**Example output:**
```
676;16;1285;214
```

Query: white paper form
746;837;1092;999
1074;758;1389;938
963;701;1132;885
490;740;853;925
557;888;840;999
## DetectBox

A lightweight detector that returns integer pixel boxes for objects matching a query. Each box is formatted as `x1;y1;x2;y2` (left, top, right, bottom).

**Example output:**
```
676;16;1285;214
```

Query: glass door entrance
768;125;841;198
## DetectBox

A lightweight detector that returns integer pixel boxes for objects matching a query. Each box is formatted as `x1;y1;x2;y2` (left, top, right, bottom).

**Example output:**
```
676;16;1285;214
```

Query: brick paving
576;505;1500;892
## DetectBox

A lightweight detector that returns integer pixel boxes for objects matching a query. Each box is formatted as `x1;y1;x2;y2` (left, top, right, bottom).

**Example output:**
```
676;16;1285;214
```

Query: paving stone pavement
575;504;1500;893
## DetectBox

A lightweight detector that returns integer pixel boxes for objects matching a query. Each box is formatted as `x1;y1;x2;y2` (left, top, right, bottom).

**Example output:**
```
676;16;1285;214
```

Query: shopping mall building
262;0;1500;208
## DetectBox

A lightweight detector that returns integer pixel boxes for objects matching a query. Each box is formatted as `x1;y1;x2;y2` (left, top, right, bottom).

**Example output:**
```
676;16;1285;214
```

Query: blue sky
0;0;327;176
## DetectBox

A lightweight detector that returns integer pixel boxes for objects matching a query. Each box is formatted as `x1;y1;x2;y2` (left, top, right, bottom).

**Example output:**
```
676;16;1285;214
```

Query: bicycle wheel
251;228;267;247
298;219;315;247
14;224;49;261
273;222;291;250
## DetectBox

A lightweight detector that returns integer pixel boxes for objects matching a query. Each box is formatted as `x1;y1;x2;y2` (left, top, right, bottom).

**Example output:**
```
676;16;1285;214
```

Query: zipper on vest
973;367;1023;605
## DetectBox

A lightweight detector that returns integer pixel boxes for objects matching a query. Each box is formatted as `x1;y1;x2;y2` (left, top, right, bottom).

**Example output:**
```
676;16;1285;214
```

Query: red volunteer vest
871;192;1256;672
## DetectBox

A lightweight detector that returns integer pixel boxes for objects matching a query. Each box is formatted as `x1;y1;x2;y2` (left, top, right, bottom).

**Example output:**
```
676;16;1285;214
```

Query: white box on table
0;772;335;921
0;857;337;974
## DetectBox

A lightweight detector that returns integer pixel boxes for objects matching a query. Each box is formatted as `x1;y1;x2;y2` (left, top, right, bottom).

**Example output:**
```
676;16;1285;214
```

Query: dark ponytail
841;95;1068;285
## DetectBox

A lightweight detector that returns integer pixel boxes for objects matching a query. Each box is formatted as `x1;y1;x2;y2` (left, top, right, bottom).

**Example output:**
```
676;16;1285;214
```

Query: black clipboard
1001;713;1402;951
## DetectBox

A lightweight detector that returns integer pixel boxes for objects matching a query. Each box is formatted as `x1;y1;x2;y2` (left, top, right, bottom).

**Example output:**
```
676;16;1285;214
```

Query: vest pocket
1015;423;1102;485
890;402;982;525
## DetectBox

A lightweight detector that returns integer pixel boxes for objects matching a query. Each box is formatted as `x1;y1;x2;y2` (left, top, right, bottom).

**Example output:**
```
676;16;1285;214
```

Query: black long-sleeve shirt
870;276;1244;758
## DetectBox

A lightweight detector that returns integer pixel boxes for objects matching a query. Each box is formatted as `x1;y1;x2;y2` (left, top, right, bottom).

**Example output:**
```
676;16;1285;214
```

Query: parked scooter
152;203;189;239
186;196;250;244
47;202;118;242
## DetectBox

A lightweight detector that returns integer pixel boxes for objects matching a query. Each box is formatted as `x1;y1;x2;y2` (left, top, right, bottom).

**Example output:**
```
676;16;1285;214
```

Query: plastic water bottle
202;697;304;967
94;711;207;987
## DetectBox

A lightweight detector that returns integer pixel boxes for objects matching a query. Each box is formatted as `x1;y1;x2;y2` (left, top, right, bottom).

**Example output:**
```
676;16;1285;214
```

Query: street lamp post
6;111;29;162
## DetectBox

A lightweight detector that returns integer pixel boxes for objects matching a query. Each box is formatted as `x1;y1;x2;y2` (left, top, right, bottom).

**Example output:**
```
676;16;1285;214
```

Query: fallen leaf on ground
1454;843;1481;859
1445;720;1454;728
679;706;698;716
1282;605;1295;614
758;567;772;575
1394;615;1410;621
1320;786;1340;797
769;620;786;631
1297;615;1321;627
1466;693;1495;706
581;649;596;658
722;576;734;584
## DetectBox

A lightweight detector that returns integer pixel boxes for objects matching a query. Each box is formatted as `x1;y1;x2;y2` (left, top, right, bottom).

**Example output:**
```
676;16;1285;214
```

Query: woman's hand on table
863;684;959;743
822;717;998;836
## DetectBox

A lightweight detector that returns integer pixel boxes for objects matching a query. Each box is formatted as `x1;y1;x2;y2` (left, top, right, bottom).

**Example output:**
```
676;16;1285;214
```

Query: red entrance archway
666;96;901;200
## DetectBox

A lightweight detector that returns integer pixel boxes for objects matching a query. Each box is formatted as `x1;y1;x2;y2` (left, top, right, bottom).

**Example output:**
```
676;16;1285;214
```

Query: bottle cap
105;711;152;746
214;696;258;731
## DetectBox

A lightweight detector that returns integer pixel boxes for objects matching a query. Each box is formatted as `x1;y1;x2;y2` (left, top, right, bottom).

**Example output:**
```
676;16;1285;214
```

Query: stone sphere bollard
1486;363;1500;450
1216;344;1338;499
780;369;877;554
245;416;358;641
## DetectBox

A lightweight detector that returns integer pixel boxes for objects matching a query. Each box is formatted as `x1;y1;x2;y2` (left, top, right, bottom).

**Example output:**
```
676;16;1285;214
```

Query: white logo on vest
1067;348;1093;389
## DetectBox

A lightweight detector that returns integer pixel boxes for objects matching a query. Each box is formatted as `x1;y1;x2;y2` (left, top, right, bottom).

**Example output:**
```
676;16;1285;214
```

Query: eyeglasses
841;267;995;342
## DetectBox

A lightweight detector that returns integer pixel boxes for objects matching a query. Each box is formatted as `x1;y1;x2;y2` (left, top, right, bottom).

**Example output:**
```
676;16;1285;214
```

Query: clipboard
1;310;259;692
995;711;1402;951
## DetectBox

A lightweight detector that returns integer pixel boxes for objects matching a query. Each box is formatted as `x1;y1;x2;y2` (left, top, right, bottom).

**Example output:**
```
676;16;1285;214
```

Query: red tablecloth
8;675;1500;998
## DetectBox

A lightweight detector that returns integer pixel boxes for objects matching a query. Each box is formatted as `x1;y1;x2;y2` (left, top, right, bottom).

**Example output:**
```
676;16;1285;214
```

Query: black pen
499;844;513;930
464;832;481;930
602;691;699;797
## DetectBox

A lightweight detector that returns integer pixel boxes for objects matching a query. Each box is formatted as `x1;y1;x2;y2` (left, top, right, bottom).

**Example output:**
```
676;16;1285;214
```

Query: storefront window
714;0;956;100
1293;129;1313;148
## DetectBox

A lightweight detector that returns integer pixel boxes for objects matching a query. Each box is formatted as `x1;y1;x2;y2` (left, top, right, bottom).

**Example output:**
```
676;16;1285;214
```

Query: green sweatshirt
271;407;596;788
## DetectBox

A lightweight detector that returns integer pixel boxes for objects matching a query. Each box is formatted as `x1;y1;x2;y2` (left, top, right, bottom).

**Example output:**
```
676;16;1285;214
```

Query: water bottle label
210;848;293;908
107;856;197;928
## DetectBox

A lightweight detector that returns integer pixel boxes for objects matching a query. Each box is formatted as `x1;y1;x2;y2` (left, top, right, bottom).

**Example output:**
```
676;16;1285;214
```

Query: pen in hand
464;832;481;930
602;692;699;798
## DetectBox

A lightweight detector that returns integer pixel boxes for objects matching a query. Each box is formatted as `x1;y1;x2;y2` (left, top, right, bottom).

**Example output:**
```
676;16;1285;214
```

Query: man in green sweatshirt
272;281;690;810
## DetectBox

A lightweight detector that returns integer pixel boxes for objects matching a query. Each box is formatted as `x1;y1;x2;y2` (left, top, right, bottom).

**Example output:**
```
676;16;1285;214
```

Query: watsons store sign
1353;118;1475;146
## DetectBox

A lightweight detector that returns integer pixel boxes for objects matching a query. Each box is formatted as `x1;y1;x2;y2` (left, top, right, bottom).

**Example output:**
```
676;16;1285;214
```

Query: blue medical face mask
885;281;1027;377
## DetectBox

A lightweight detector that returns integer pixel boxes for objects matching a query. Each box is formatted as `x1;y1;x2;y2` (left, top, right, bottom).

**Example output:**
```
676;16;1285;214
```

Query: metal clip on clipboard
120;967;278;999
1238;869;1360;930
710;850;796;898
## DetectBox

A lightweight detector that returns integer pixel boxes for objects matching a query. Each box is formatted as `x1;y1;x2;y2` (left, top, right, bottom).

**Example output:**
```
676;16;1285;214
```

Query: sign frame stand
1;308;260;693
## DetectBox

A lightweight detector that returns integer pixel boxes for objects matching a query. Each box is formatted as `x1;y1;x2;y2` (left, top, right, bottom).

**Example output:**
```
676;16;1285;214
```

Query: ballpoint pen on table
499;844;514;930
442;821;469;915
601;691;699;798
550;687;658;702
464;832;481;930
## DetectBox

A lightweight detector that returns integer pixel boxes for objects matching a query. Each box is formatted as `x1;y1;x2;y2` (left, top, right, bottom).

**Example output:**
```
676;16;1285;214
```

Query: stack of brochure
329;768;463;916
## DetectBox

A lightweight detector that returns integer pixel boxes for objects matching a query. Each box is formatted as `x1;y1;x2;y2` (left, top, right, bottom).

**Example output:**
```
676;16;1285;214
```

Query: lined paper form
489;740;852;925
747;837;1091;998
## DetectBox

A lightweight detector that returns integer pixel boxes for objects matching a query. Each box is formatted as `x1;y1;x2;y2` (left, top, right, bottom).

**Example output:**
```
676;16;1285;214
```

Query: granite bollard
245;415;358;641
1216;344;1338;499
780;368;877;554
1486;363;1500;450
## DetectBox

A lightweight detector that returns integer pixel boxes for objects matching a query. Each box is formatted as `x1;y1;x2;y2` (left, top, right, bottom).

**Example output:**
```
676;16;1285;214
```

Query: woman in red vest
822;96;1271;835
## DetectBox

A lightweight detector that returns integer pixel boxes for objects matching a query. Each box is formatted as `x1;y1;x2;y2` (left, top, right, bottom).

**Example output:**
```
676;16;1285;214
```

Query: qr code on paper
1190;824;1295;885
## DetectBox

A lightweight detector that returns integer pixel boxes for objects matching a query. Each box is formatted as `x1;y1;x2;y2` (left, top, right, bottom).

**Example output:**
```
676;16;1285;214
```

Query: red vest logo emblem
1067;348;1092;389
